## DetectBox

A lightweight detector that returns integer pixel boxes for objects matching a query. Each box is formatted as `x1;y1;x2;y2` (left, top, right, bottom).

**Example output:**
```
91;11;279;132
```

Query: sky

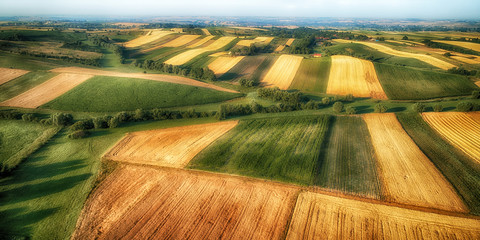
0;0;479;19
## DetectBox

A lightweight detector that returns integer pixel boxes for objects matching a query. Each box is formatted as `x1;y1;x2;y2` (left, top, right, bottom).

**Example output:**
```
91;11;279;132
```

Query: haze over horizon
0;0;479;20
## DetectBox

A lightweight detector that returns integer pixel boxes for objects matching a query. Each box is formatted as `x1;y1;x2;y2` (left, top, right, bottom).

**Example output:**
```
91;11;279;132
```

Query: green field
41;76;242;112
0;52;62;71
289;57;331;94
189;116;331;185
218;55;267;81
0;71;58;102
315;116;382;198
375;63;478;100
0;117;217;239
396;113;480;215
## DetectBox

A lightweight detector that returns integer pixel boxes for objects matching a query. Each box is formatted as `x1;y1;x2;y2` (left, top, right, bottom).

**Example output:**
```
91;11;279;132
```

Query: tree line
132;59;216;81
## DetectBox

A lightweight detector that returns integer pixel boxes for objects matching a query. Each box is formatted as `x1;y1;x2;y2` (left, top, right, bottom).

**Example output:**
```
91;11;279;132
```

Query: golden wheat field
434;40;480;52
362;113;466;212
0;67;29;85
208;56;245;76
326;55;387;99
124;30;173;48
103;121;238;168
422;112;480;164
261;55;303;89
286;191;480;240
187;36;215;48
0;73;92;108
165;36;236;65
161;34;200;47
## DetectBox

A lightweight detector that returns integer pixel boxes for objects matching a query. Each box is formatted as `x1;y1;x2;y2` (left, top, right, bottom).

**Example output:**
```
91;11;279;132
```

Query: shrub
433;104;443;112
346;106;356;115
40;118;52;125
93;117;108;129
68;130;90;139
70;121;87;131
108;117;120;128
239;78;256;87
321;97;331;105
21;113;36;122
51;113;73;126
333;102;344;113
412;103;426;113
116;111;132;122
473;90;480;99
456;102;474;112
134;109;147;121
344;94;354;102
374;104;388;113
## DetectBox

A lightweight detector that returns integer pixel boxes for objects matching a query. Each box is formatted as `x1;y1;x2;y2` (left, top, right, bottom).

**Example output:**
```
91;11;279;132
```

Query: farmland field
187;36;214;48
72;165;299;240
397;113;480;215
164;36;236;65
236;37;274;47
0;71;58;102
422;112;480;164
41;76;241;112
104;121;238;168
315;116;382;199
434;40;480;53
261;55;303;89
289;57;331;94
0;73;93;108
218;55;268;81
0;67;29;85
374;63;477;100
189;116;331;185
362;113;466;212
124;30;172;48
208;56;245;77
326;55;387;99
159;34;200;47
286;192;480;240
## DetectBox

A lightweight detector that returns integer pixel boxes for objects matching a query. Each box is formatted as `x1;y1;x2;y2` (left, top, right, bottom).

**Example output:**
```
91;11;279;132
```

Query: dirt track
72;165;298;240
103;121;238;168
50;67;238;93
0;68;29;85
0;73;92;108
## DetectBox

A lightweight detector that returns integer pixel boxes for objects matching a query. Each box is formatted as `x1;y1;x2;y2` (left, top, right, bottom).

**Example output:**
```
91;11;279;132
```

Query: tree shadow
0;207;59;239
387;107;406;113
355;105;374;114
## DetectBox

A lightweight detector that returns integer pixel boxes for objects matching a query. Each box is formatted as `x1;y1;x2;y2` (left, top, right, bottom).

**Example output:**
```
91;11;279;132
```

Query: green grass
0;117;217;239
0;51;63;71
218;55;267;81
41;76;242;112
188;115;331;185
396;113;480;215
290;57;331;94
375;63;478;100
314;116;382;198
0;71;58;102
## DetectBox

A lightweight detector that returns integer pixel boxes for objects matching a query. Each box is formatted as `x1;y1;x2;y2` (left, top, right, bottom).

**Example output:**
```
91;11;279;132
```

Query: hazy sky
0;0;479;19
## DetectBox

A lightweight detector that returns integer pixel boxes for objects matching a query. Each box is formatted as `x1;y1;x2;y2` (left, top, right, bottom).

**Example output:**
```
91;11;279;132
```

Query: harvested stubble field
124;30;172;48
362;113;466;212
0;67;29;85
422;112;480;164
337;39;456;70
160;34;200;47
261;55;303;89
208;56;245;76
189;116;331;185
286;191;480;240
50;67;238;93
104;121;238;168
0;73;92;108
315;116;382;199
72;165;299;240
326;55;387;99
219;55;268;81
289;57;331;94
236;37;274;47
165;36;236;65
434;40;480;52
187;36;214;48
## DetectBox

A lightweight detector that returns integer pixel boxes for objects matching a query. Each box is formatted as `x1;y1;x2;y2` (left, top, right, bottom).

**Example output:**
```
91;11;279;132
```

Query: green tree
346;106;356;115
374;104;388;113
412;103;426;113
433;104;443;112
402;35;409;40
333;102;344;113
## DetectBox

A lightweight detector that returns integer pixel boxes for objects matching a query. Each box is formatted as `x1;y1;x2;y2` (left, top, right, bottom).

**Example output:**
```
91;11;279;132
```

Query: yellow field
124;30;172;48
208;56;245;76
187;36;214;48
274;45;285;52
336;39;456;70
161;34;200;47
208;51;228;57
0;68;29;85
261;55;303;89
435;40;480;52
285;38;295;46
362;113;466;212
327;55;387;99
165;36;236;65
286;191;480;240
274;38;295;52
237;37;274;47
201;28;211;35
422;112;480;164
476;81;480;87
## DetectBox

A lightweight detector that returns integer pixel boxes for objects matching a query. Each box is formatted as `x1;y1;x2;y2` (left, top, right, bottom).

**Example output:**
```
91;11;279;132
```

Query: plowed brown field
327;55;387;99
286;191;480;240
50;67;238;93
208;56;245;76
0;68;29;85
261;55;303;89
124;30;172;48
72;165;299;240
362;113;466;212
103;121;238;168
422;112;480;164
0;73;92;108
165;36;236;65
